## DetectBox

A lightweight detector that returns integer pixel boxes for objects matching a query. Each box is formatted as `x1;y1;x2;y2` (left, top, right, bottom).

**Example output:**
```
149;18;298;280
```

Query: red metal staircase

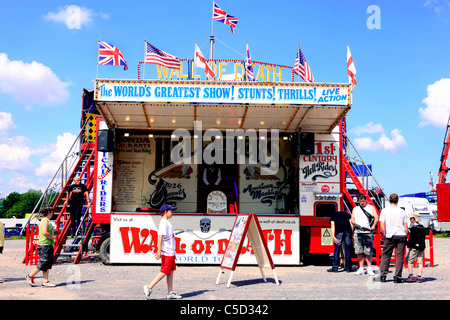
23;113;98;265
52;143;96;264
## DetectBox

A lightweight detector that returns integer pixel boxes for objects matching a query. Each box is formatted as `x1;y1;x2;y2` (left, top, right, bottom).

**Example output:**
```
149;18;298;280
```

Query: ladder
23;127;98;265
52;143;96;263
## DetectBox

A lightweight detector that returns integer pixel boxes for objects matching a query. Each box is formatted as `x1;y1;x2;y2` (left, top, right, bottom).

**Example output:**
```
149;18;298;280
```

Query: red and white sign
109;213;299;265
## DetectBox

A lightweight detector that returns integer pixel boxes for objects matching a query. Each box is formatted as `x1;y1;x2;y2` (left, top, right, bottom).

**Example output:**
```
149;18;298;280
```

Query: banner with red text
109;213;299;265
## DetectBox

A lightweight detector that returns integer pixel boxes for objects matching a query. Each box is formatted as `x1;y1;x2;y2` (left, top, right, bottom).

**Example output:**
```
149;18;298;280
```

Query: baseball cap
160;204;177;213
408;212;421;222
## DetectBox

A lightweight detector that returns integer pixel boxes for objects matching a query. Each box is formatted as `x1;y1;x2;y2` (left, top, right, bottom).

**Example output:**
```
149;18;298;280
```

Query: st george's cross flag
245;42;255;81
347;44;357;86
98;41;128;70
194;43;215;80
144;41;181;69
213;1;238;34
294;45;314;83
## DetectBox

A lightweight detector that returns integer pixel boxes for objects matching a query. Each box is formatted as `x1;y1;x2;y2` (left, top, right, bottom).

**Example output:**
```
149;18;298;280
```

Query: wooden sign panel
217;213;278;287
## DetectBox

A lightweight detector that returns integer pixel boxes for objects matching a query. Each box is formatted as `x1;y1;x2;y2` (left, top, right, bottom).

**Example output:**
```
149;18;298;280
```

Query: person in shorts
26;207;56;287
405;212;428;283
351;194;379;275
143;204;182;300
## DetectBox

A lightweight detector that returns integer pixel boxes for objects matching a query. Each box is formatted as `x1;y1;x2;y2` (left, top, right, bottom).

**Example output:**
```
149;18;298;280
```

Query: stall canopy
94;79;352;133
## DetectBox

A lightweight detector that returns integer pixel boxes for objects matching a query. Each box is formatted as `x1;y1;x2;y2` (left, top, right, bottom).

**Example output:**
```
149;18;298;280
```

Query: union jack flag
98;41;128;70
245;42;255;81
213;1;238;34
294;45;314;83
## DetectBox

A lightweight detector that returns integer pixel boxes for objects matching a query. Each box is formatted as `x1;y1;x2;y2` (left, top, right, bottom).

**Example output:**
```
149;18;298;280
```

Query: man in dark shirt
328;211;353;272
64;176;90;236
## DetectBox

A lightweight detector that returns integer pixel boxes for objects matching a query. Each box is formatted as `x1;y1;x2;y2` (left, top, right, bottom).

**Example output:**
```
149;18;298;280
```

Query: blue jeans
331;231;352;270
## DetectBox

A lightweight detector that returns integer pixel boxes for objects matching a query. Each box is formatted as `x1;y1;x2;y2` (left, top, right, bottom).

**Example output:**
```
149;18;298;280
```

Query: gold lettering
265;66;275;81
180;61;188;79
255;65;265;81
156;66;170;80
274;67;283;82
169;68;180;79
234;63;244;80
219;62;228;79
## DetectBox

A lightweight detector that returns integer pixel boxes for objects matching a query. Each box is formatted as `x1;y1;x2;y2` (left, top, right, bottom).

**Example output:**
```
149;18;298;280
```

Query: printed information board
217;213;279;287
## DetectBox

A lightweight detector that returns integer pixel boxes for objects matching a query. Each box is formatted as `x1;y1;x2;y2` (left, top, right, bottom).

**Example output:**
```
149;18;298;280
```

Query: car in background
4;227;21;238
398;197;436;229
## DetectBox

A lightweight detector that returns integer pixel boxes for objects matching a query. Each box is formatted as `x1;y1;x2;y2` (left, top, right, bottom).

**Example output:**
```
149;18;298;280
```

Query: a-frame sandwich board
216;213;280;288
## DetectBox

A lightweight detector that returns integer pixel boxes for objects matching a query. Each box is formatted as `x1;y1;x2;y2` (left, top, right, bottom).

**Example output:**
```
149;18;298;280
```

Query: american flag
144;41;181;69
294;45;314;83
98;41;128;70
213;1;238;34
245;42;255;81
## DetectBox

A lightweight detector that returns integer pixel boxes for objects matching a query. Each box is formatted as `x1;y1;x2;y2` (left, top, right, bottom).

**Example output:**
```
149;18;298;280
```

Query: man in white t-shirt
351;194;379;275
377;193;409;283
143;204;182;300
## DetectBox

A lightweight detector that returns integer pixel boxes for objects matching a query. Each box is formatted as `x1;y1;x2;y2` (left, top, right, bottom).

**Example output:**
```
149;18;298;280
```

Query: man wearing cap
405;212;428;283
377;193;409;283
143;204;182;300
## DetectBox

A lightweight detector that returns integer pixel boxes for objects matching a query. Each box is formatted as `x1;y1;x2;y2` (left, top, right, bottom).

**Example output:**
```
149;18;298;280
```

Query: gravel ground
1;238;449;302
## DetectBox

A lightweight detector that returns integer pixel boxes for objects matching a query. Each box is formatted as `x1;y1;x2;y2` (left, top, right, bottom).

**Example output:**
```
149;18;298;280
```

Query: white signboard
299;130;341;216
94;121;114;214
110;213;299;265
95;80;351;106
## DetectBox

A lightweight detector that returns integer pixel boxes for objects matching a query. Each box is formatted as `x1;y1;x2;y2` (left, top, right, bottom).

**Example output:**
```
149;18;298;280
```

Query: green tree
0;189;43;218
0;192;21;218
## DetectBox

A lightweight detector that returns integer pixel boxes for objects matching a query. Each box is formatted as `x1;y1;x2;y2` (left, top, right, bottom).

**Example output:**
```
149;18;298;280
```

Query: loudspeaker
299;132;315;155
97;129;114;152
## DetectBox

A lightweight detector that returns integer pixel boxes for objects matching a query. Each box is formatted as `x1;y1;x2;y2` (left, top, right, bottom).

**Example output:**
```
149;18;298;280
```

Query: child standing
405;212;428;283
26;207;56;287
143;204;182;299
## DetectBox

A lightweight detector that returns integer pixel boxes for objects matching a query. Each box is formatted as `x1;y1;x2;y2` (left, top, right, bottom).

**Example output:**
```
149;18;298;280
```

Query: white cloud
0;131;77;196
419;78;450;128
350;121;384;135
5;176;42;194
0;136;43;172
35;132;77;178
44;5;108;29
0;53;70;108
424;0;450;14
353;129;408;153
0;112;17;136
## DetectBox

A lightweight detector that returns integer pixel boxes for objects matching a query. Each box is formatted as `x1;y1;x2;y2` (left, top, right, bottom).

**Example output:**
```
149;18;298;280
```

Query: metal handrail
343;132;389;207
20;121;88;234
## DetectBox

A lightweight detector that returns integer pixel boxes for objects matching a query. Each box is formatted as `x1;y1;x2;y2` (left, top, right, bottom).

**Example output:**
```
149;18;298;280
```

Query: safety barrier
22;224;39;265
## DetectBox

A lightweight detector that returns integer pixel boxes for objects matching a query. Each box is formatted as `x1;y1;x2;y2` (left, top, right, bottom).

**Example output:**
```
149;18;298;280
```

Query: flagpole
209;0;215;60
244;41;248;81
96;40;100;79
143;40;146;80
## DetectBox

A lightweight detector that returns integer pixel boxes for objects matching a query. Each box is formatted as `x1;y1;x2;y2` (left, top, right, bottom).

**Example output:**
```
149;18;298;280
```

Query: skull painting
200;217;211;233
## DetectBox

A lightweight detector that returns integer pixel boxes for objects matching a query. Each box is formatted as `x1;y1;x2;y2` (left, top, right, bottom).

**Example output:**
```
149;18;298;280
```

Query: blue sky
1;0;450;198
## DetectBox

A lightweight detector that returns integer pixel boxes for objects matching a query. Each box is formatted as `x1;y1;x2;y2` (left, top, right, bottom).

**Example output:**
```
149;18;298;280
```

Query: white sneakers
143;285;152;300
143;285;182;300
166;292;182;299
354;267;376;276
